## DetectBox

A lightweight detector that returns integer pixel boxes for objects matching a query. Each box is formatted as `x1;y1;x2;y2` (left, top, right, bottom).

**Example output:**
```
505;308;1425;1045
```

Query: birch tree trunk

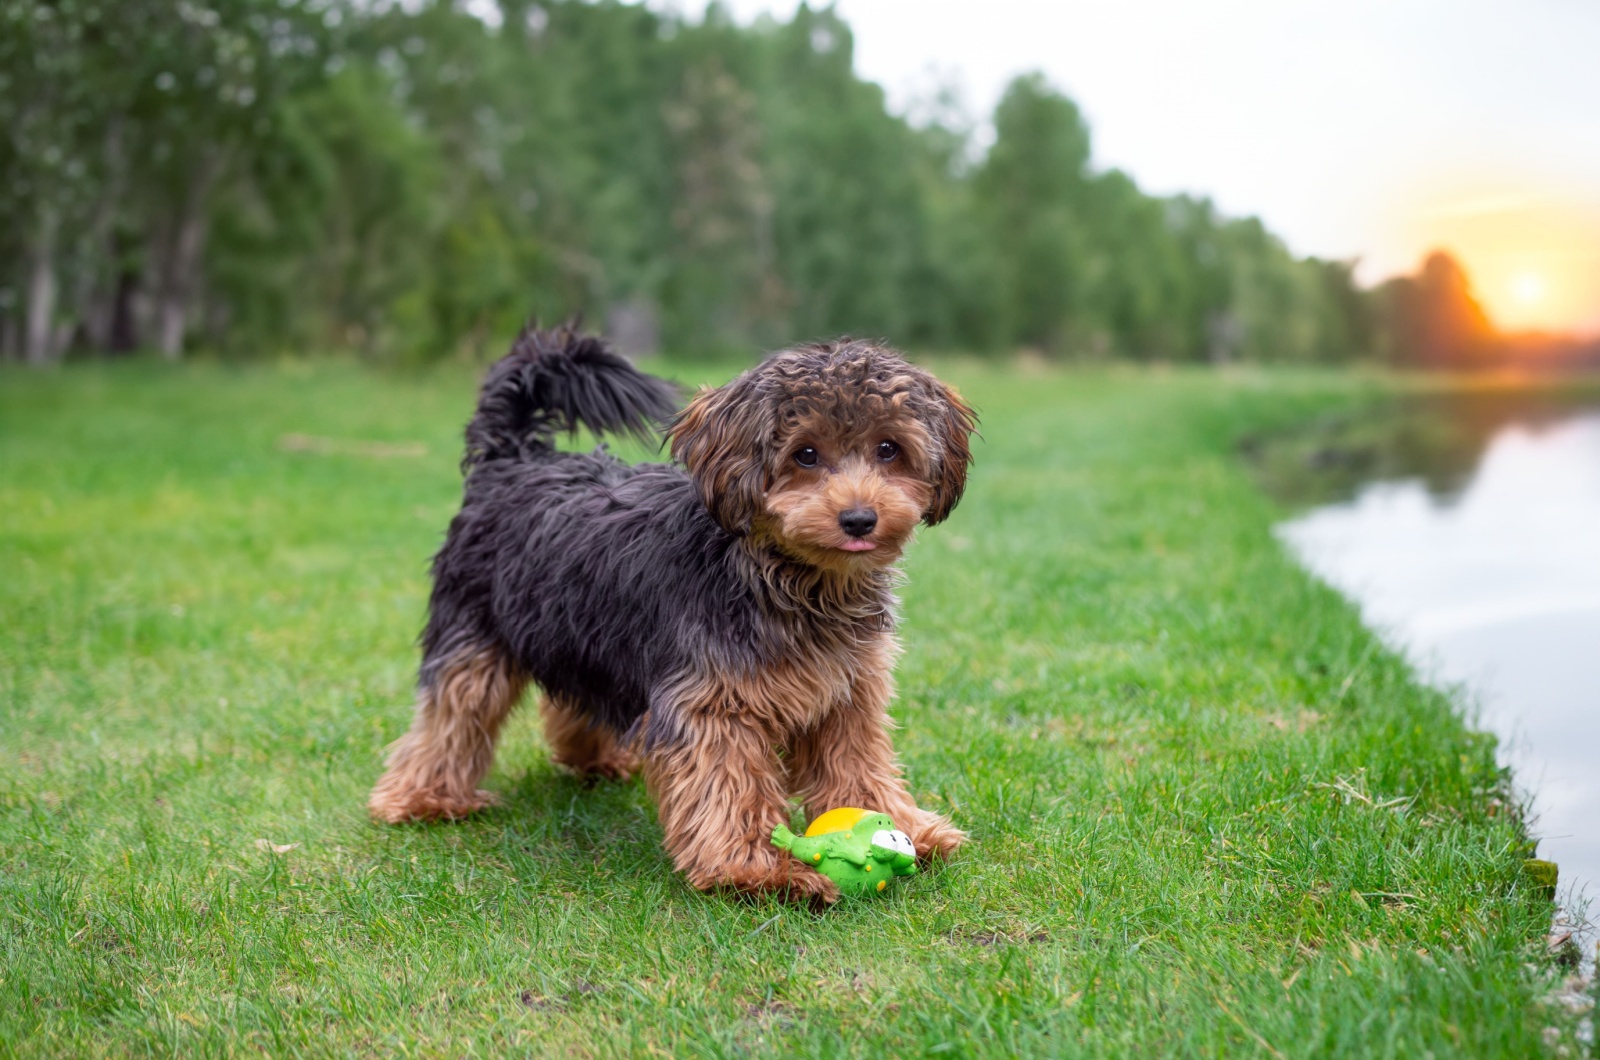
83;117;128;352
156;152;220;361
25;209;60;366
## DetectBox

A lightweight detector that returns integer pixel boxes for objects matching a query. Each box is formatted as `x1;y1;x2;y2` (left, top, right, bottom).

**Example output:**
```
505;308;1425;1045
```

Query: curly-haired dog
369;325;977;903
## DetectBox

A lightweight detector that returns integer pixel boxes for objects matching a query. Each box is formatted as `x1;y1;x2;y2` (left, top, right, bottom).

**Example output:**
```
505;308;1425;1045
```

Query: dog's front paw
904;811;965;863
692;859;840;906
368;784;498;824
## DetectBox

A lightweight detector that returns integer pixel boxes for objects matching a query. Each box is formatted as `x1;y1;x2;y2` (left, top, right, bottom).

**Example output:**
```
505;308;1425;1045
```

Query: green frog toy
771;807;918;896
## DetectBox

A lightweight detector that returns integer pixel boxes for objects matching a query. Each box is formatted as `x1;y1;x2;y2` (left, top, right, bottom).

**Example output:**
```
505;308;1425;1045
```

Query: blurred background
3;0;1596;368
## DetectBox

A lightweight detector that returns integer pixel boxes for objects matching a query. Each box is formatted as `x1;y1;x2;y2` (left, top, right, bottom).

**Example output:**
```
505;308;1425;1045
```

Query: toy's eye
794;446;820;468
871;829;915;857
876;440;900;462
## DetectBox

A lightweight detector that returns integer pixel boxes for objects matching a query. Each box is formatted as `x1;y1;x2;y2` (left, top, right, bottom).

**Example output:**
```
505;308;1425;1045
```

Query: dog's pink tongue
838;540;877;552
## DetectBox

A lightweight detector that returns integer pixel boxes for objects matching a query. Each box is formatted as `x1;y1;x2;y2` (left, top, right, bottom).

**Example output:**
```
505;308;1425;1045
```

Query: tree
753;6;929;343
0;0;119;363
1377;251;1498;368
661;57;779;352
1083;172;1194;360
120;0;331;358
972;73;1094;353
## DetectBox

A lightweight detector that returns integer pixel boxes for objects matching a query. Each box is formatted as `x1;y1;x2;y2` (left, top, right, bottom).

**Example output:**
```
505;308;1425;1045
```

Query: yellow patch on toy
805;807;869;836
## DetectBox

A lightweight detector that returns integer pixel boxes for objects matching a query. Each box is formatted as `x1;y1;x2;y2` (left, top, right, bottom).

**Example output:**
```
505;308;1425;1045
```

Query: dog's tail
463;322;679;471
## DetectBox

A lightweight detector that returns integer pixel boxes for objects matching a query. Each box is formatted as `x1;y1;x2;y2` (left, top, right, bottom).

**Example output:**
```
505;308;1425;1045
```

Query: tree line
0;0;1518;367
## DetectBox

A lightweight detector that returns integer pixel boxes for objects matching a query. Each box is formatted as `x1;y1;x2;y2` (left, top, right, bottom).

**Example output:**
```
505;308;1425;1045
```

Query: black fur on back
421;327;897;746
462;322;679;471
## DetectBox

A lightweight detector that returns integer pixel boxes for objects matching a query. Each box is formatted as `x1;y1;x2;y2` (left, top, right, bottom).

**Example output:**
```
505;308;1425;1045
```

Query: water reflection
1248;389;1600;508
1263;392;1600;913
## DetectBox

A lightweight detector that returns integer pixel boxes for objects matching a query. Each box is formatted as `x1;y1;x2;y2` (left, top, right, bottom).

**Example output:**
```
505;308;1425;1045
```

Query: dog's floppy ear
924;382;977;526
668;378;770;536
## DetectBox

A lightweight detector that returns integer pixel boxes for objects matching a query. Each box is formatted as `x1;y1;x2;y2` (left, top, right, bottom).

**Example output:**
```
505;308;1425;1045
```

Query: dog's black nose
838;508;878;538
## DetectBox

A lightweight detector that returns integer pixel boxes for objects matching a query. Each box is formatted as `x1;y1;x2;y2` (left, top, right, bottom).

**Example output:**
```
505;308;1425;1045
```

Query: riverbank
0;359;1585;1055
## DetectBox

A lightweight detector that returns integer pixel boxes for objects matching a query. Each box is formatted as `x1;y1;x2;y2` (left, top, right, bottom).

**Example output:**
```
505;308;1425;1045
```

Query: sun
1397;184;1600;334
1510;272;1546;306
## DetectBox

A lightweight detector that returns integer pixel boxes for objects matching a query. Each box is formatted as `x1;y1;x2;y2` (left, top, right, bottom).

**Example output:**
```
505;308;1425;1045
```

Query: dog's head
668;340;976;570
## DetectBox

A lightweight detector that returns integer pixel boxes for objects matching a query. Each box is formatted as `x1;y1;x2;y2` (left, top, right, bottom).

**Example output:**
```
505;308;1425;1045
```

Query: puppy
369;325;976;903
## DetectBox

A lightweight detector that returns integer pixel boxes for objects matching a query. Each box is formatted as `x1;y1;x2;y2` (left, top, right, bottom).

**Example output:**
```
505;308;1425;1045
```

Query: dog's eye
876;441;900;462
793;446;820;468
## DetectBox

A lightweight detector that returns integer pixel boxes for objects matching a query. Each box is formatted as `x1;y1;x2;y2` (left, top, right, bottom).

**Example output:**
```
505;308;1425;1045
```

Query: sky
660;0;1600;335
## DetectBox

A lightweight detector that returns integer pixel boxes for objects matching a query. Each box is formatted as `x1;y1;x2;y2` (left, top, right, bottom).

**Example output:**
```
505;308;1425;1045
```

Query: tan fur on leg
369;647;527;823
540;694;640;781
646;711;838;904
787;670;965;862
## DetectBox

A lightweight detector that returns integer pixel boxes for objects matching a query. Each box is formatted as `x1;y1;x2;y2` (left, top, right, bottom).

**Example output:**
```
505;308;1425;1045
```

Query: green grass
0;358;1583;1057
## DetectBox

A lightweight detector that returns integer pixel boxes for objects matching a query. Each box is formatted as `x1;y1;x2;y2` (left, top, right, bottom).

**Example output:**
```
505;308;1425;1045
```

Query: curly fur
369;326;977;904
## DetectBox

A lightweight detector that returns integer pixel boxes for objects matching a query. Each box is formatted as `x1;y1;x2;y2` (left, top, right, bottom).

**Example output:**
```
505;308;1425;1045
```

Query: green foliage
755;9;929;346
0;1;1424;364
973;73;1095;352
0;360;1580;1054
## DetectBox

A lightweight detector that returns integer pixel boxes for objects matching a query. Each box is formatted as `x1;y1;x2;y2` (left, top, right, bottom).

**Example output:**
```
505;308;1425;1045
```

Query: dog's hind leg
369;646;526;823
539;694;640;781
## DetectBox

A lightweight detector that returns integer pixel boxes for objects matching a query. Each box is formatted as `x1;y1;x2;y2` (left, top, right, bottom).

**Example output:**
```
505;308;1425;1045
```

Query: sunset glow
1392;184;1600;336
1511;273;1546;307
